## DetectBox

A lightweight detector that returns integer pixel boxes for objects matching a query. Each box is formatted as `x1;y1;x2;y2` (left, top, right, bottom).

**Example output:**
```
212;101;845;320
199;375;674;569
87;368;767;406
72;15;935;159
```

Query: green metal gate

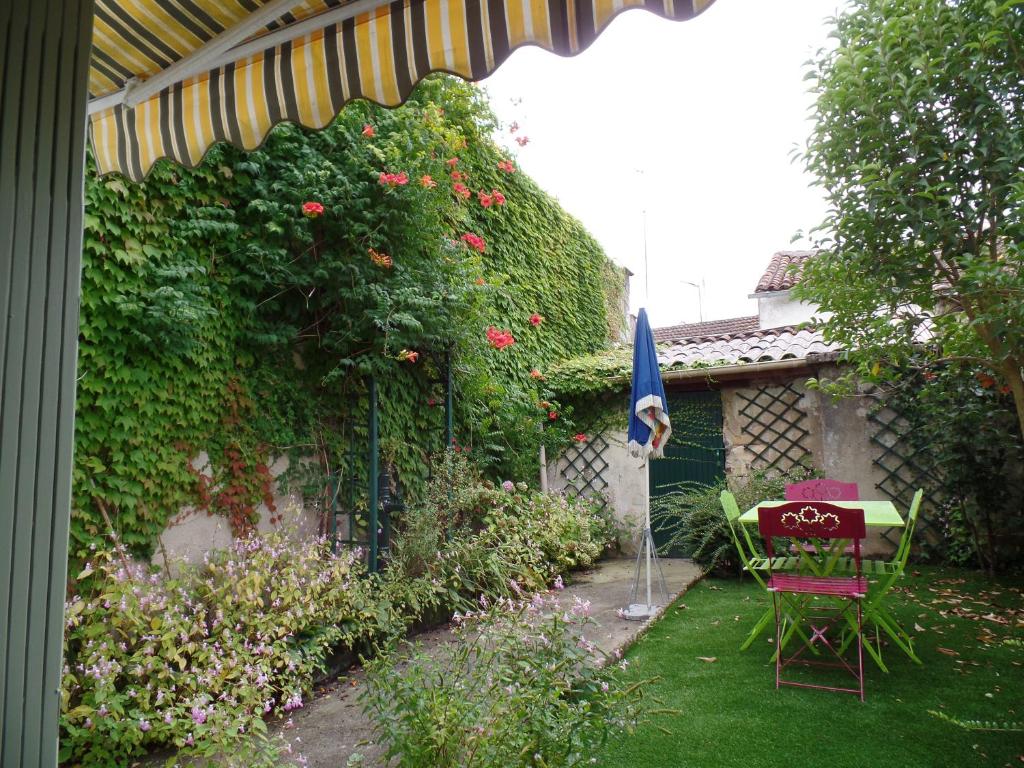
649;390;726;552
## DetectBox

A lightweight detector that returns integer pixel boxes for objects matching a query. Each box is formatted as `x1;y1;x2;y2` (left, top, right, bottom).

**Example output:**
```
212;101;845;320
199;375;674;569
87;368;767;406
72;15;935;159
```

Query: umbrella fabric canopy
627;307;671;458
87;0;716;179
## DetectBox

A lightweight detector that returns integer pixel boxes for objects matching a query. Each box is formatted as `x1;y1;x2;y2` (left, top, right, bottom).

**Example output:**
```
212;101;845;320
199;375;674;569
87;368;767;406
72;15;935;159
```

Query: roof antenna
635;168;649;304
642;207;649;303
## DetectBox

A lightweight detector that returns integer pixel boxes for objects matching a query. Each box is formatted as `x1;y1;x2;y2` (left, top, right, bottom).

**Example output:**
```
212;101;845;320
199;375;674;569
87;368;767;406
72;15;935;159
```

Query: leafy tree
796;0;1024;437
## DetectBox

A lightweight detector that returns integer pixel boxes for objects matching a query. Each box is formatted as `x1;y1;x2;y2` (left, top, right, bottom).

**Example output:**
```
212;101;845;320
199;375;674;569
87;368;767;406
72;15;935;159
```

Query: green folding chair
836;489;924;668
721;491;803;651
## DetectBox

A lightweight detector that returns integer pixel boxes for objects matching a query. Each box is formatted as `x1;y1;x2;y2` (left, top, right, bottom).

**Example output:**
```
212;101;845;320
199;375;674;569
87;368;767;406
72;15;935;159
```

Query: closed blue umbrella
623;308;672;620
628;308;672;458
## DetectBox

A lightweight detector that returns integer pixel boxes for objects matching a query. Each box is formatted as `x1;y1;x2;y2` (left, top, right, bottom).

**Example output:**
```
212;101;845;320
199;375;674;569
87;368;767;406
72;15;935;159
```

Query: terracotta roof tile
754;250;816;293
653;316;759;343
657;325;841;368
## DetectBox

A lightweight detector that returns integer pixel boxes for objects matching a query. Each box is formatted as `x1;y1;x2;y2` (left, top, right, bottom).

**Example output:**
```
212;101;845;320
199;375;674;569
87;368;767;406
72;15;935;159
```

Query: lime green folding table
739;500;905;670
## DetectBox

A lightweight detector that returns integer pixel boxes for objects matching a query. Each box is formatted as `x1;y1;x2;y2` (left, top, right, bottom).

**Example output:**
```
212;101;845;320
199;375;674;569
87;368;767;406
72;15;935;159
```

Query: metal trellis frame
560;430;611;510
867;399;943;548
736;383;812;473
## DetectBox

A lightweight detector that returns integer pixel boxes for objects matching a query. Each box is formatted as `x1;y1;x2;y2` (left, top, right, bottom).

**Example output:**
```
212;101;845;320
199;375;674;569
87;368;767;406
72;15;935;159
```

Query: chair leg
775;594;822;658
834;601;889;673
773;595;868;698
773;593;782;691
837;604;919;667
857;599;865;702
741;606;775;651
872;608;923;665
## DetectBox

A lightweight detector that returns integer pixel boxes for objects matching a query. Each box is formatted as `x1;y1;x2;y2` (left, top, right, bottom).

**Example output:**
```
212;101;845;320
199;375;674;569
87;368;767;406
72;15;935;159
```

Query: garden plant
362;592;652;768
60;454;614;767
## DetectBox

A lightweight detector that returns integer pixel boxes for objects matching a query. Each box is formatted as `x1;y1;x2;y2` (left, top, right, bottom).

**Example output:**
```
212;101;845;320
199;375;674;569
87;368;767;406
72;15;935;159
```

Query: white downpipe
539;444;548;492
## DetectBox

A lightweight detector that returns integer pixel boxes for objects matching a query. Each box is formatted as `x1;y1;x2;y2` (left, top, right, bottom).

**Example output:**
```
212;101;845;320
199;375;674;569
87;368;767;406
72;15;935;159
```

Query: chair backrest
758;502;866;572
721;491;763;577
892;489;924;567
784;479;859;502
720;490;741;524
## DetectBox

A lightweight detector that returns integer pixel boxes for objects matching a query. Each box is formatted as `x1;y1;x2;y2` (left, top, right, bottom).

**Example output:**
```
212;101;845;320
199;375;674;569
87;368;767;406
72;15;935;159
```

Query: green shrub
360;594;650;768
391;451;614;594
61;471;613;766
651;466;816;574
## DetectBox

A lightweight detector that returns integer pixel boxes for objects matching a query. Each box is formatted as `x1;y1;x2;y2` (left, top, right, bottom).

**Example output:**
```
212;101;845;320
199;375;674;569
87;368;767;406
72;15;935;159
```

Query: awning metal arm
87;0;392;115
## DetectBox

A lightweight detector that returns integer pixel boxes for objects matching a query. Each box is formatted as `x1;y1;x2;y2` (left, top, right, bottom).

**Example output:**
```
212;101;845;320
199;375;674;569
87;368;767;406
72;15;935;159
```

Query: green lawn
599;567;1023;768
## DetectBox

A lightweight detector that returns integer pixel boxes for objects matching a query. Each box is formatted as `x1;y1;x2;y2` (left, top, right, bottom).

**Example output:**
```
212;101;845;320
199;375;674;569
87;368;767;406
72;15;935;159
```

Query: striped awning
88;0;715;180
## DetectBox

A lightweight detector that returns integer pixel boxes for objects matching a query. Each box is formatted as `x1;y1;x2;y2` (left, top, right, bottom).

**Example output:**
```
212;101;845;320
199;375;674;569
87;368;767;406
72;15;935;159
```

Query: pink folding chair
785;479;859;501
784;480;859;561
758;502;868;700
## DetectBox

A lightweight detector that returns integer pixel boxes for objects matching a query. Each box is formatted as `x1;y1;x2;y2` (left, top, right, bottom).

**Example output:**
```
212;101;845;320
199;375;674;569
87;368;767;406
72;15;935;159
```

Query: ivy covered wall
73;75;625;561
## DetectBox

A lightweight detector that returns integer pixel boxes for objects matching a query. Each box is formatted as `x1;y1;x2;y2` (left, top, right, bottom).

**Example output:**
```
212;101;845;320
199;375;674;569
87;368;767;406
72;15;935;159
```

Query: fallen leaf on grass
697;656;717;663
937;647;959;656
914;623;926;633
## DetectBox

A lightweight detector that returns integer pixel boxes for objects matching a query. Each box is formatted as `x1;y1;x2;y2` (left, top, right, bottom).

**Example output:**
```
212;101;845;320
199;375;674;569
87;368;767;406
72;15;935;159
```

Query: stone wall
152;454;320;572
721;365;893;554
545;427;646;554
547;364;899;556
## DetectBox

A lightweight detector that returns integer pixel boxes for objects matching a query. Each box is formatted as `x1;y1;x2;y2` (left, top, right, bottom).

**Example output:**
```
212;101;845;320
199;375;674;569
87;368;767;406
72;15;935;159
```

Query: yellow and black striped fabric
89;0;715;179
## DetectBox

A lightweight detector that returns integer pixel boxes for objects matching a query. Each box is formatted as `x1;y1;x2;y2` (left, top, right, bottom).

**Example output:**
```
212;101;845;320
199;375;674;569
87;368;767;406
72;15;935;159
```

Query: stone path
278;557;702;768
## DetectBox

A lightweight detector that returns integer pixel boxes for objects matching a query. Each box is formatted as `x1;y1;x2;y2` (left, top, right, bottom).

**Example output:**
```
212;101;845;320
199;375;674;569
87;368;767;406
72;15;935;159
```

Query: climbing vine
73;75;620;560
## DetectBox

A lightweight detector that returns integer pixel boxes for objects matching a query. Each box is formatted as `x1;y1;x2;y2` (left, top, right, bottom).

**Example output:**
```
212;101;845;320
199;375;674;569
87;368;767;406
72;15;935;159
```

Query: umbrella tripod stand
622;460;669;621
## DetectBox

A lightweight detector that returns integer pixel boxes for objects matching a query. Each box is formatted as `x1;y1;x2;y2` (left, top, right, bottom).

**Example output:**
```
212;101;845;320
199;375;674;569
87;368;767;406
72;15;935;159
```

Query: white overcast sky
480;0;845;328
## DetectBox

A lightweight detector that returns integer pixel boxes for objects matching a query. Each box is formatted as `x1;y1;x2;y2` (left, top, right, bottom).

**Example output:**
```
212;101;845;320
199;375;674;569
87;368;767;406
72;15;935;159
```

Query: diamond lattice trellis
737;383;812;473
867;398;943;548
560;430;611;510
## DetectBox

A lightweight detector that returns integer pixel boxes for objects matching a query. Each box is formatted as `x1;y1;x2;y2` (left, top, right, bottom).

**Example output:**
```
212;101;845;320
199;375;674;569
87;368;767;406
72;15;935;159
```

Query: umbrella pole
645;458;652;609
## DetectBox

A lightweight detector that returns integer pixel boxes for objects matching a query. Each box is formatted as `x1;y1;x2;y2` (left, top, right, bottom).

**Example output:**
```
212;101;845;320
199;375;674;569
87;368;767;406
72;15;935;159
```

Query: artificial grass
598;566;1023;768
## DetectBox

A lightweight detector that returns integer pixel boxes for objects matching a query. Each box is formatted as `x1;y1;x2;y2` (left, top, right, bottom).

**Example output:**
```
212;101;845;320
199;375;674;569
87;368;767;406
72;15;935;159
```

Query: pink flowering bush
60;533;400;766
60;464;612;766
60;450;616;765
361;594;651;767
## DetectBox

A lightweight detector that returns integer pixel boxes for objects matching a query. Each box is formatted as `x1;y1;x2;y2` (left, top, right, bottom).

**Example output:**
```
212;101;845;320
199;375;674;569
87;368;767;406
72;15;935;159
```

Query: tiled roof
658;325;841;368
754;250;815;293
653;316;759;343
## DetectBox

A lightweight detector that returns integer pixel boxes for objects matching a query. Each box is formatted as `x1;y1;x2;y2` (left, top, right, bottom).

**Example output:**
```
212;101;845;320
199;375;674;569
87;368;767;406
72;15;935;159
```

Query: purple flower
502;480;515;492
190;706;207;725
553;575;564;590
138;719;151;732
